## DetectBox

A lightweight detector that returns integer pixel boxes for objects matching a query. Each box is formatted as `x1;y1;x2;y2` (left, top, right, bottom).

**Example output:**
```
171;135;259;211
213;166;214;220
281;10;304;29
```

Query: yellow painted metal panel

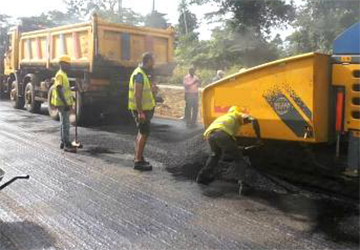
332;64;360;131
97;21;174;67
98;30;122;61
130;34;146;63
40;38;47;60
45;26;91;65
202;53;331;143
153;37;168;64
78;31;90;60
65;33;73;57
15;18;173;71
4;29;19;75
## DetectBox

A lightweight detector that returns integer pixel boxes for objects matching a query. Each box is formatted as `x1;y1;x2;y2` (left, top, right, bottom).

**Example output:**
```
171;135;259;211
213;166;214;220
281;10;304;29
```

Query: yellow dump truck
202;22;360;176
0;14;175;123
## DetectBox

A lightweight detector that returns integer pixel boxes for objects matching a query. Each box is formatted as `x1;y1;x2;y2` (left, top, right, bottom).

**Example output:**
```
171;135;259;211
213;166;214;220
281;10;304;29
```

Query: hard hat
228;106;250;119
228;106;242;114
59;55;71;64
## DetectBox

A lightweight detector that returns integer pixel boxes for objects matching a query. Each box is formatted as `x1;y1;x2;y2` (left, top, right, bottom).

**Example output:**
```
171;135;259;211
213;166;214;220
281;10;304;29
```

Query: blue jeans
58;107;71;146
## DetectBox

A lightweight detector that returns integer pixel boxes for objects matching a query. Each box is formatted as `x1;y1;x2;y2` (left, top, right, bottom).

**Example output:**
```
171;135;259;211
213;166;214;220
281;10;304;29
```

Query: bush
167;64;245;86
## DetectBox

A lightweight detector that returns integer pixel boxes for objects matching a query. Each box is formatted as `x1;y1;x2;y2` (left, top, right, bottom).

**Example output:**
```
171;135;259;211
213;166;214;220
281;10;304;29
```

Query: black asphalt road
0;100;358;250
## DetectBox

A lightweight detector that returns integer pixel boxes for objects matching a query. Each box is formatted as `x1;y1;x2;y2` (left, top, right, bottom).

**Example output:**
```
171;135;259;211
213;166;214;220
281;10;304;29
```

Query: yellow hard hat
59;55;71;64
228;106;242;114
228;106;250;119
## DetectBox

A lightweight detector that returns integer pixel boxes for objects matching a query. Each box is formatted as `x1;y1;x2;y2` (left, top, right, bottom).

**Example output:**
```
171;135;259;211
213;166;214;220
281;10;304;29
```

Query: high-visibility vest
204;112;244;139
128;67;155;111
51;70;74;107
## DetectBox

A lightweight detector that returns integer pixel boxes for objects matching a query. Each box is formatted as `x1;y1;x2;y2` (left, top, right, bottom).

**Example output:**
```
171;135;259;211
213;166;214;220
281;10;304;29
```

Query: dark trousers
184;92;198;125
198;130;249;182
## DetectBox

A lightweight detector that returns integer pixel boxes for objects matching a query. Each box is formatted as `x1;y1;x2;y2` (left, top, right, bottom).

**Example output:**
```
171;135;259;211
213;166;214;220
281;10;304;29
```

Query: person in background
128;52;156;171
196;106;262;195
183;67;201;128
51;55;76;153
212;70;225;82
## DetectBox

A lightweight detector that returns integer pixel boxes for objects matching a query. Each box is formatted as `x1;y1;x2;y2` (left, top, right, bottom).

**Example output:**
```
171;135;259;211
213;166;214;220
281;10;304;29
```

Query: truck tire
75;92;91;126
10;81;24;109
25;82;41;113
47;86;59;121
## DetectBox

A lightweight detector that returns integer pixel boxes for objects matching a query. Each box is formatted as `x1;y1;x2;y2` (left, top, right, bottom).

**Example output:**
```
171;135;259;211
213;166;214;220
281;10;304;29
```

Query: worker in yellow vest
128;52;156;171
51;55;76;152
196;106;262;194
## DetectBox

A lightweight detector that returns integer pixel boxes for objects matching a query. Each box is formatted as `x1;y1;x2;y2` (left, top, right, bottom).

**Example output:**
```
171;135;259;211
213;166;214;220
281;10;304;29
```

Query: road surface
0;100;358;250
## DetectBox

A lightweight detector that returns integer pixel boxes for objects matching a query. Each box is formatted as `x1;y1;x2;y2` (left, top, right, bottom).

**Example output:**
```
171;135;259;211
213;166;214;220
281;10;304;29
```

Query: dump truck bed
202;53;332;143
18;16;174;74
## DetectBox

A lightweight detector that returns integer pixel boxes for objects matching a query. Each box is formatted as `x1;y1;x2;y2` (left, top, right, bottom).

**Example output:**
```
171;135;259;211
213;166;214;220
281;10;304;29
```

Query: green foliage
168;64;246;86
0;14;10;70
175;23;283;70
144;11;168;29
190;0;295;36
63;0;144;25
178;0;199;36
174;0;294;71
19;10;77;32
287;0;360;54
168;65;215;86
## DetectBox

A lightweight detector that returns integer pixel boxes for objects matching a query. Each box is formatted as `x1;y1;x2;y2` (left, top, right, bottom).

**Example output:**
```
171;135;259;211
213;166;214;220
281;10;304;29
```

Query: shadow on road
249;190;359;246
0;220;57;250
196;180;360;247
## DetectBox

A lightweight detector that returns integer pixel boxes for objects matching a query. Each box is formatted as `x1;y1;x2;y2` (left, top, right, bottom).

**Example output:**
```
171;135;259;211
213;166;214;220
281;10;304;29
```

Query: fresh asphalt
0;100;358;250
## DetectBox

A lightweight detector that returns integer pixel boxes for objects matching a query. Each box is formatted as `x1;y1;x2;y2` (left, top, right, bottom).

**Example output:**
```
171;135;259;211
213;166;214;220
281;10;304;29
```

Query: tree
0;14;11;70
19;14;55;31
144;11;168;29
190;0;295;36
63;0;144;25
180;0;295;69
178;0;199;36
287;0;360;54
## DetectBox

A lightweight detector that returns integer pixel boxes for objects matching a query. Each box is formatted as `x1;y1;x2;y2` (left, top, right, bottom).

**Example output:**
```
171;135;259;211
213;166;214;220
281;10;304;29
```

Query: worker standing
51;55;76;152
212;70;225;82
196;106;262;194
183;67;201;128
128;52;156;171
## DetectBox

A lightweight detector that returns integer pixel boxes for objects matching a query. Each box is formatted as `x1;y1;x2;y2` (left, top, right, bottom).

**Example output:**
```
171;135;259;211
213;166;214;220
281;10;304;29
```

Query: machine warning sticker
264;90;312;138
273;96;292;115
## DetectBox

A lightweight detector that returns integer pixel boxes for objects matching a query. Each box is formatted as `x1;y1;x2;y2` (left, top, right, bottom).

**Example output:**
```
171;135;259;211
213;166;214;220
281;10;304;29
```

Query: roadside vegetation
1;0;359;86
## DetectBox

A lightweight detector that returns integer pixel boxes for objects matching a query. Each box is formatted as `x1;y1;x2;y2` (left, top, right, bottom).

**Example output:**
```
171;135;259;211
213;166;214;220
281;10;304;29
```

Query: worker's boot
134;161;152;171
60;142;64;149
196;169;215;185
64;143;77;153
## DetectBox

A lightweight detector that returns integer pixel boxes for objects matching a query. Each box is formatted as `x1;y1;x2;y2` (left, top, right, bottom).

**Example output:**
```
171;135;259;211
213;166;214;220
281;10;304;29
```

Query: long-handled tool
71;86;83;149
0;168;29;190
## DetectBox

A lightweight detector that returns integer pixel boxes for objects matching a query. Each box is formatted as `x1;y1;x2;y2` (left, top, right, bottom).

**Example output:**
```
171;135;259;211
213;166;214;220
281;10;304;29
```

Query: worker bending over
51;55;76;152
196;106;261;194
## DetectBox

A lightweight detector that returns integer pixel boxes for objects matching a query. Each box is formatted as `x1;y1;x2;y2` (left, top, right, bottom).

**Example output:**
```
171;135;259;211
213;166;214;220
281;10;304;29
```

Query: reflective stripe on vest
51;70;74;107
204;112;243;139
128;67;155;111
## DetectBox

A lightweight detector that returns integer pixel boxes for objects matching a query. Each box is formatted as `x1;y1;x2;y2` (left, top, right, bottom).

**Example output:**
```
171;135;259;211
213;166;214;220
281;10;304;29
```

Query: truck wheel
75;92;91;126
10;81;24;109
25;82;41;113
47;86;59;121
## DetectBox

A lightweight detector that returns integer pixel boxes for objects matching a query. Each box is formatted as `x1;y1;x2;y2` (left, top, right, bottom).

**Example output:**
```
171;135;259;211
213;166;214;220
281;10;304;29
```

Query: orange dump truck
0;14;175;124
